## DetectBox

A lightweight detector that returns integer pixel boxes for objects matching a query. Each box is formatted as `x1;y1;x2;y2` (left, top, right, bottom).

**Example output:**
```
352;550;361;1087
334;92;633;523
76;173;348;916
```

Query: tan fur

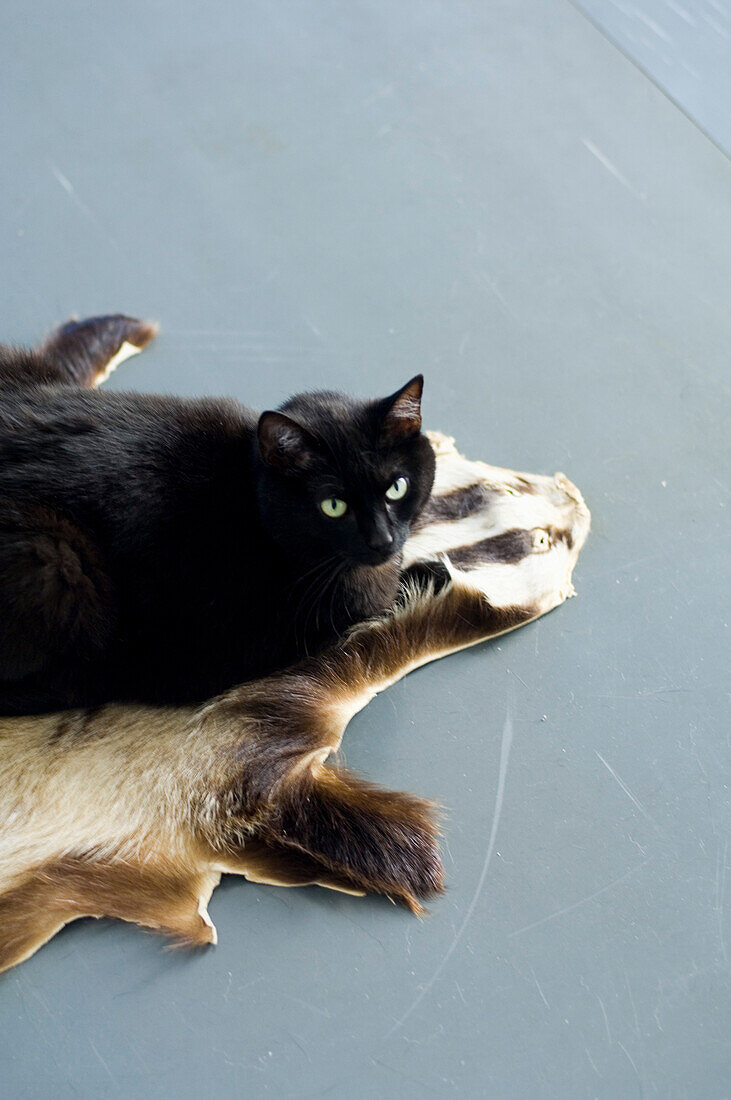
0;433;590;973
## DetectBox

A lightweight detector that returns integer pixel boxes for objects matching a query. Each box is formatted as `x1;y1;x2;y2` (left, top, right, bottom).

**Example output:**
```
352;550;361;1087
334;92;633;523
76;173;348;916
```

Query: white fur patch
92;341;142;387
197;897;218;945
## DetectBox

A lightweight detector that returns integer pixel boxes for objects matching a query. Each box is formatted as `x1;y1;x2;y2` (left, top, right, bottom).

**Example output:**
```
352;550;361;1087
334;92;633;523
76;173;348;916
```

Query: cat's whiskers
325;559;350;639
313;557;348;640
303;555;352;654
289;553;338;612
290;553;345;652
299;556;347;654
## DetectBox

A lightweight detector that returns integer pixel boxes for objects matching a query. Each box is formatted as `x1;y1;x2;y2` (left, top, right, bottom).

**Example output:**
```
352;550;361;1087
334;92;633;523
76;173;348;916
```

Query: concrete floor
0;1;729;1096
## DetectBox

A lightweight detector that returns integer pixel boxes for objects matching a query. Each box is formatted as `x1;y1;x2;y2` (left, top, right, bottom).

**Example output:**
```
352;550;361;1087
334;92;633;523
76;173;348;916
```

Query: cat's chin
350;550;402;570
340;556;402;623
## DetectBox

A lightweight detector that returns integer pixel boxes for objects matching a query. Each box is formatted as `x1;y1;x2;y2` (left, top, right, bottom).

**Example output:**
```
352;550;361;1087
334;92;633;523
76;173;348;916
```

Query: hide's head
255;376;436;566
404;432;591;617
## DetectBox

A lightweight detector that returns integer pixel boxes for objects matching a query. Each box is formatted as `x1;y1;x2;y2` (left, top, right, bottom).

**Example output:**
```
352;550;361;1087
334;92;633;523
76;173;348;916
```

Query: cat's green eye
320;497;348;518
385;476;409;502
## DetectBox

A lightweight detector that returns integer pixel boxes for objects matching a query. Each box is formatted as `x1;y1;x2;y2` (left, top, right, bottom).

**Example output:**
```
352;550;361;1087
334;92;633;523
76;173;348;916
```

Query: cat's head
254;376;436;567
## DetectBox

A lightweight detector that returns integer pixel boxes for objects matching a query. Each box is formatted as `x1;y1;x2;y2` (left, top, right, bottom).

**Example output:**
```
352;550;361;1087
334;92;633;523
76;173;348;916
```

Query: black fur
0;316;435;713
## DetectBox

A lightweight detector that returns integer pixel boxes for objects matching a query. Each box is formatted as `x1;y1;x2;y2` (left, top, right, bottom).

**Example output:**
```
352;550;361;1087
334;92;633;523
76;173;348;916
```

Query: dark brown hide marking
215;583;535;792
226;837;367;895
447;528;534;569
554;526;574;551
514;476;538;494
48;706;106;743
416;483;496;527
326;584;538;700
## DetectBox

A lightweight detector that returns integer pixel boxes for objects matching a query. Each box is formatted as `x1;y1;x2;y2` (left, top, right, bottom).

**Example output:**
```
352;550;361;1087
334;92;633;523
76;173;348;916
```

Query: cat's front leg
335;559;402;630
319;581;536;712
399;559;452;596
0;856;218;974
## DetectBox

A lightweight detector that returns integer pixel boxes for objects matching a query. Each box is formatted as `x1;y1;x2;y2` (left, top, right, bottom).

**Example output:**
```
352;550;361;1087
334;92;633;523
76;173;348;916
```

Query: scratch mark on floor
88;1039;116;1085
663;0;696;26
625;969;641;1035
283;993;331;1020
508;858;650;938
370;1056;438;1092
595;751;661;834
532;967;550;1008
287;1030;313;1064
634;9;671;40
700;10;729;37
581;139;646;200
618;1040;643;1089
473;269;518;320
596;993;612;1043
716;837;728;965
507;667;529;690
385;696;514;1039
585;1044;601;1076
50;164;121;252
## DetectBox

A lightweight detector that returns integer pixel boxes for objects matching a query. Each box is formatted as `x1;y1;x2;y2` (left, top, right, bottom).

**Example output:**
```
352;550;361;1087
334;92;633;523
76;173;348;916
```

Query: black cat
0;315;436;714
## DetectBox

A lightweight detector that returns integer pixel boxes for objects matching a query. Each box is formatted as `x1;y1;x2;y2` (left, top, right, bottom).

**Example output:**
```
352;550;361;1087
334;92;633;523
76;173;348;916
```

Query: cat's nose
365;514;394;553
367;530;394;553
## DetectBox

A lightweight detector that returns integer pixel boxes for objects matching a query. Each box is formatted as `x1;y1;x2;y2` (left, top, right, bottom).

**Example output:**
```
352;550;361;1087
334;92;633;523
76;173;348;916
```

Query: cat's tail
257;763;444;913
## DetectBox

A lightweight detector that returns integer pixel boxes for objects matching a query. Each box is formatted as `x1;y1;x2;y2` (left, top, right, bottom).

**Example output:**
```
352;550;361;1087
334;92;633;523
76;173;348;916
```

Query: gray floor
1;1;729;1096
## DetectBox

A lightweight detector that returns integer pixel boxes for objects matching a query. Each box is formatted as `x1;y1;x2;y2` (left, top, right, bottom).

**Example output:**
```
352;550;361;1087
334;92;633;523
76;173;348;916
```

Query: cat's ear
257;411;319;471
379;375;424;440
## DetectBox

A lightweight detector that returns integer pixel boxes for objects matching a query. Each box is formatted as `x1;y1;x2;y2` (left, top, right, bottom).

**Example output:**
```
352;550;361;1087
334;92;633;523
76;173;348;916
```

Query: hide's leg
326;581;539;711
40;313;157;387
0;313;156;390
215;837;366;898
257;764;443;913
0;889;75;974
0;858;219;975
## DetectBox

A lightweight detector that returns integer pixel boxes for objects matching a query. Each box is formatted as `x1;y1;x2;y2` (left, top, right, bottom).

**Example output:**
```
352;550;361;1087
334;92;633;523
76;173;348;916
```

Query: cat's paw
399;559;452;598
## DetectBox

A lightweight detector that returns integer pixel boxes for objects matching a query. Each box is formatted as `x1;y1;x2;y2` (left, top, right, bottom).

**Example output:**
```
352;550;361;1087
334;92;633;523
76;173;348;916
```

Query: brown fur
0;857;218;971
